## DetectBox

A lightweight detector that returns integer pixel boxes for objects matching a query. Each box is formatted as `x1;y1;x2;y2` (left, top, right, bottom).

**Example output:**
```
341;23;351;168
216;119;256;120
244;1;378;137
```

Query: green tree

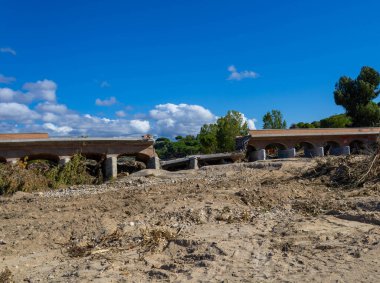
154;136;201;159
198;124;218;154
216;110;249;152
156;110;250;158
198;110;249;153
262;110;287;129
334;66;380;126
320;114;352;128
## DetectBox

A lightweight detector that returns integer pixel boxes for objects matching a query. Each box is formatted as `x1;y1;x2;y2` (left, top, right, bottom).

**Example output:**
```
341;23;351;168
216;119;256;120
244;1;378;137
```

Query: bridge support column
278;148;296;159
330;146;350;156
104;155;117;179
59;156;71;166
189;157;199;169
304;147;324;157
147;156;161;169
249;149;266;161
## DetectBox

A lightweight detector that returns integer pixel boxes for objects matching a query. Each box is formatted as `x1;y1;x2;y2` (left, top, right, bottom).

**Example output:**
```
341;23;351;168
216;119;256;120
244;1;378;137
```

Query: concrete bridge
0;134;157;179
243;128;380;161
160;152;245;171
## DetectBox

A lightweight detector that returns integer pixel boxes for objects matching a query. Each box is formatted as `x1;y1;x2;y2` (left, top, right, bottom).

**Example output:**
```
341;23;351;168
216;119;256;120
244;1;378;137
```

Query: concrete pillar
104;155;117;179
278;148;296;158
147;156;161;169
304;147;324;158
249;149;266;161
189;157;199;169
330;146;350;156
59;156;71;166
6;158;19;165
341;146;351;155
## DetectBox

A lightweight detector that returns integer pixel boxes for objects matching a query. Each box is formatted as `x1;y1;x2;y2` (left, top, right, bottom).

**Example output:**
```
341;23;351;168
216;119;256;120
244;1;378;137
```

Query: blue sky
1;0;380;137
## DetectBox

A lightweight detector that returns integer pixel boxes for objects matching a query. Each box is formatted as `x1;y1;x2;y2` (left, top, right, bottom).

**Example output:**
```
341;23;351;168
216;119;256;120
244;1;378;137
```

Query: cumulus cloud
95;96;117;106
0;87;20;102
0;79;57;103
0;80;151;137
0;74;16;84
130;120;151;133
0;77;256;137
68;114;151;137
23;79;57;102
0;47;16;56
149;103;217;137
240;113;256;130
227;65;259;81
43;123;73;135
41;112;60;123
0;102;40;122
35;102;68;114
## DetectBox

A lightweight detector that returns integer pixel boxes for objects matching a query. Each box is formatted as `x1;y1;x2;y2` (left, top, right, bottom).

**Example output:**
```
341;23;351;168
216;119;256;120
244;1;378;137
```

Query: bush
0;154;101;195
0;162;49;195
46;154;99;189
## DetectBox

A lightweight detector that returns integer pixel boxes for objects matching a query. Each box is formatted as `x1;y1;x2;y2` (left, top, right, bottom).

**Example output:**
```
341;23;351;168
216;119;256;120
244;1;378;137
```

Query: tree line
155;66;380;159
155;110;248;159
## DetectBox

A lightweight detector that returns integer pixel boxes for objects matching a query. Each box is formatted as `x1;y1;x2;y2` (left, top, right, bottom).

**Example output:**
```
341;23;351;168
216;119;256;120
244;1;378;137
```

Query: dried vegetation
65;227;179;259
0;267;13;283
304;142;380;188
0;154;100;195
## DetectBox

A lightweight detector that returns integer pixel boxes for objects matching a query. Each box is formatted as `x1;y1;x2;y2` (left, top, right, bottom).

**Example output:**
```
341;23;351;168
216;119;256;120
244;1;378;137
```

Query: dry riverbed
1;158;380;282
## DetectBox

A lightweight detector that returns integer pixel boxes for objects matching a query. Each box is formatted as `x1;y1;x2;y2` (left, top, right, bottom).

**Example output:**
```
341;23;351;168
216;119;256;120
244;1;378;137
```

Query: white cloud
100;80;110;88
0;47;16;56
95;96;117;106
227;65;259;81
0;74;16;84
149;103;217;137
0;102;40;122
43;123;73;135
0;79;57;103
0;88;20;102
42;112;60;123
0;77;257;138
23;79;57;102
240;113;256;130
0;80;152;137
116;110;126;117
36;102;68;114
130;120;150;133
247;119;256;130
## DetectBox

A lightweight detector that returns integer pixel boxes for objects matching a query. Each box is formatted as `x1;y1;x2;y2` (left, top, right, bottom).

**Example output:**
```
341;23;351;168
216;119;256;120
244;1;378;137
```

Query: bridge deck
249;127;380;138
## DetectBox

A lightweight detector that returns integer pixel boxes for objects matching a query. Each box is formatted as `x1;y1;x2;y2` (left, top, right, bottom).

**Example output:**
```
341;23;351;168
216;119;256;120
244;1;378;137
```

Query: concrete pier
189;157;199;169
330;146;350;156
304;147;324;157
278;148;296;158
147;156;161;169
249;149;266;161
104;155;117;179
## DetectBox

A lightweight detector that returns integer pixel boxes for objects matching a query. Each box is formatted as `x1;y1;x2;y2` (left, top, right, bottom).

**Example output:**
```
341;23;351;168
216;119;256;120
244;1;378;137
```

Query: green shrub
46;154;100;189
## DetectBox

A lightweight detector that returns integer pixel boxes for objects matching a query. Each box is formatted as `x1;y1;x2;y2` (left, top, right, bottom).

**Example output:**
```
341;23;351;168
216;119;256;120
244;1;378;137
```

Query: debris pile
305;143;380;188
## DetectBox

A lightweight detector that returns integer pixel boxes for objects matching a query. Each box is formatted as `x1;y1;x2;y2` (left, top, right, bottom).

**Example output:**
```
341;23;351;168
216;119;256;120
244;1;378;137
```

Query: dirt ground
1;158;380;282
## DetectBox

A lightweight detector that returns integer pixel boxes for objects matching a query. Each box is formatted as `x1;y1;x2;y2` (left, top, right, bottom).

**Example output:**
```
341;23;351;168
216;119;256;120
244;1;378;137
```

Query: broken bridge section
160;152;245;171
244;128;380;161
0;135;157;179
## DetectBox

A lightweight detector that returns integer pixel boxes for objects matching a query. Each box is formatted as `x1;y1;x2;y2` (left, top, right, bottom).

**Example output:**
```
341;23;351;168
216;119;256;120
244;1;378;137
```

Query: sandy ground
1;158;380;282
